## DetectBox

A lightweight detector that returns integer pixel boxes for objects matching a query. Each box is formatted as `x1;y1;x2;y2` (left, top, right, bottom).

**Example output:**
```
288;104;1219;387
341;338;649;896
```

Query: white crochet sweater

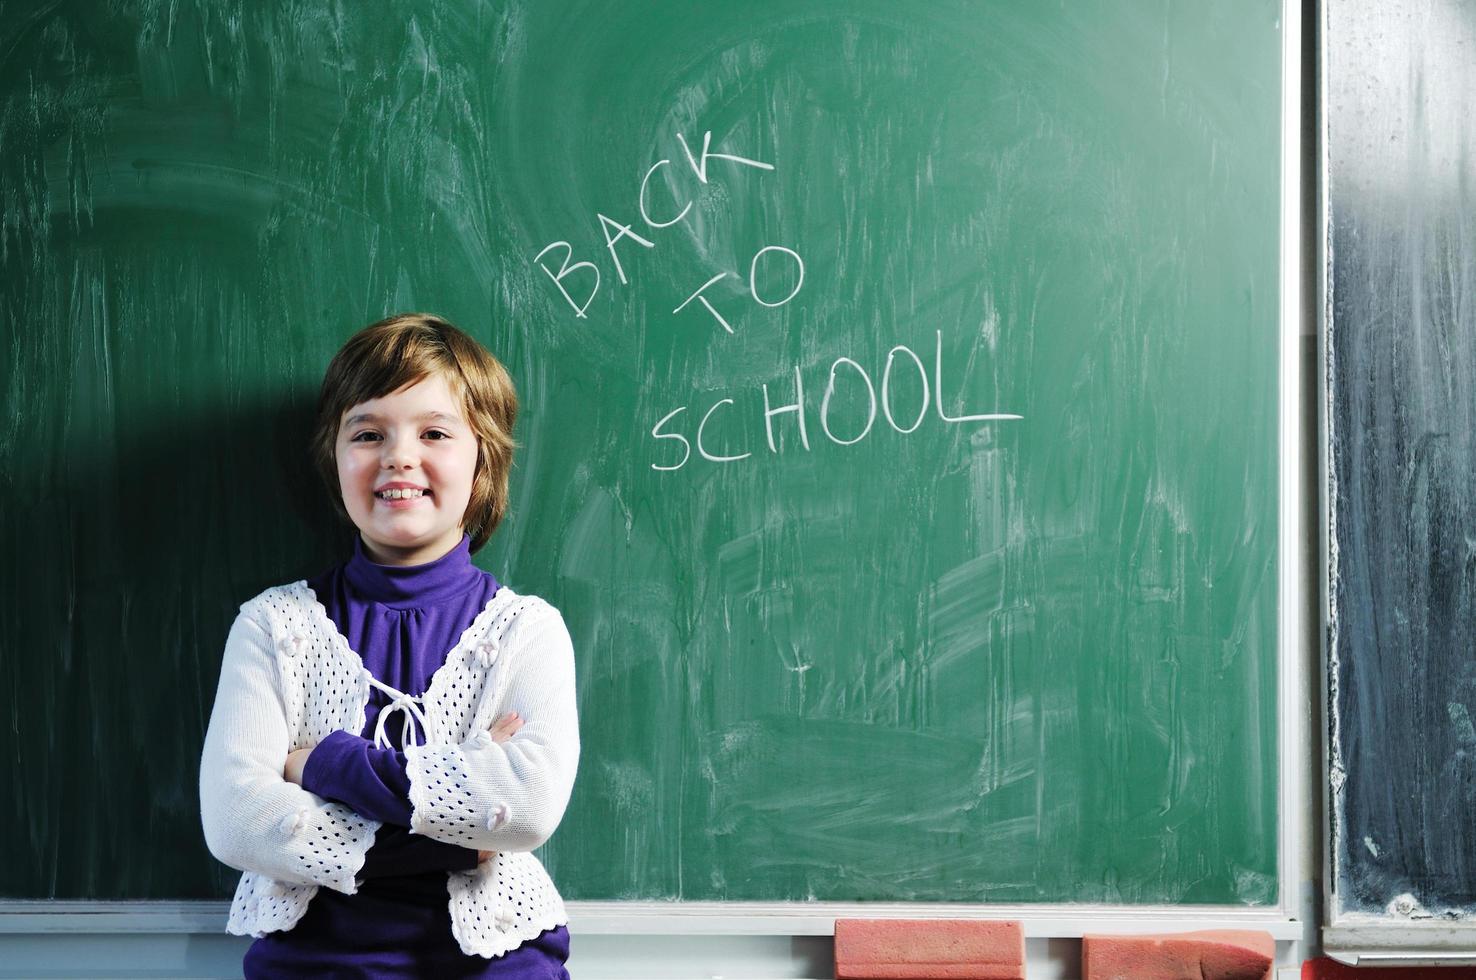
198;581;579;959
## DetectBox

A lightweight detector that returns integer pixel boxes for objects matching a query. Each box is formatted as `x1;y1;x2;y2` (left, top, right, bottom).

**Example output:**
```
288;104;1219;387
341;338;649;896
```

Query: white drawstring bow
364;673;431;750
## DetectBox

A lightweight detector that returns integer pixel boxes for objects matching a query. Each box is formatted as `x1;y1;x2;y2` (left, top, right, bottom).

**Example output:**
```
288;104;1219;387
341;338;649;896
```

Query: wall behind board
1;0;1282;905
1326;0;1476;926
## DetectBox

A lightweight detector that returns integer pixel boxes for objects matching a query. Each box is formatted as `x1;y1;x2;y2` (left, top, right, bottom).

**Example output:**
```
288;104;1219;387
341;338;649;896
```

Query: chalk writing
649;331;1023;471
534;131;783;319
531;128;1021;468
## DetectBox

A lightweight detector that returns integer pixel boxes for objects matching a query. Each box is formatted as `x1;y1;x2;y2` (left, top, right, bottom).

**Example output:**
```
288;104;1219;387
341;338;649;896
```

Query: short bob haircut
310;313;518;553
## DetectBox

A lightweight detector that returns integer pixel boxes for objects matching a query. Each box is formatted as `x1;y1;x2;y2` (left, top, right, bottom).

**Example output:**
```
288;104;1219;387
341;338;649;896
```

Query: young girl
199;313;578;978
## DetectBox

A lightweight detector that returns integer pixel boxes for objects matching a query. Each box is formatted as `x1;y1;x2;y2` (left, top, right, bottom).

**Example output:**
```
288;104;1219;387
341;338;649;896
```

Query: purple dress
242;533;571;979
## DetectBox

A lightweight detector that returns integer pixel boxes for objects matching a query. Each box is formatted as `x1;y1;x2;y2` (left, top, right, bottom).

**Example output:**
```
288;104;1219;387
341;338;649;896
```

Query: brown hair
310;313;518;553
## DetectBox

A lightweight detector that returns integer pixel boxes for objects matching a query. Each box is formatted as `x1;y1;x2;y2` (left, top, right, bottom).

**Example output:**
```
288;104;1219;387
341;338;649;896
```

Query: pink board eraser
1302;955;1476;979
1081;929;1274;980
833;918;1025;980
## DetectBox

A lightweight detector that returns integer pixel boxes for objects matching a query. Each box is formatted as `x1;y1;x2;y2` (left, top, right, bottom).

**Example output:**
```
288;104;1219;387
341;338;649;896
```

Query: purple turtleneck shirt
241;533;570;979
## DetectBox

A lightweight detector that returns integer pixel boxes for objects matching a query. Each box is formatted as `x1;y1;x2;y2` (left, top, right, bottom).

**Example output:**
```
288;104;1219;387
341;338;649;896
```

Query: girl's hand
283;714;519;788
487;711;523;743
283;747;312;786
474;712;522;864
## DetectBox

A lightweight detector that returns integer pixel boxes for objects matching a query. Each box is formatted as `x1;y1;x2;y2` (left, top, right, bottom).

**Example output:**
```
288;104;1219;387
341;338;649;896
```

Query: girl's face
335;372;480;566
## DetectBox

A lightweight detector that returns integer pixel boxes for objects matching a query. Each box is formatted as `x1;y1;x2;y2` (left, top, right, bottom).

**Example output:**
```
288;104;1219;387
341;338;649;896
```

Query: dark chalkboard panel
1326;0;1476;926
2;0;1282;903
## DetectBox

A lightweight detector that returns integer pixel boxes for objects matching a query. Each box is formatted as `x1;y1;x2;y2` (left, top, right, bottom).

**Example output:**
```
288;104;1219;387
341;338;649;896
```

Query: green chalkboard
2;0;1282;904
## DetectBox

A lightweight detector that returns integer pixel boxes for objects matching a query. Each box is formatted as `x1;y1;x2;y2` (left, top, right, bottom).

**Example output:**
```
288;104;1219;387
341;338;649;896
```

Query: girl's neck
345;532;480;608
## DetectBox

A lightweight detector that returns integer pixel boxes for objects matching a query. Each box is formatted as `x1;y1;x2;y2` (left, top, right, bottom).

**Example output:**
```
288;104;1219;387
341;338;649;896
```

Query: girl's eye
349;430;449;442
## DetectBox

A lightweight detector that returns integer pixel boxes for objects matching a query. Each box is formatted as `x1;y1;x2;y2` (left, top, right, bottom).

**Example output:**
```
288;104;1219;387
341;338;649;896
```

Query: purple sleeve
301;729;415;826
358;825;480;880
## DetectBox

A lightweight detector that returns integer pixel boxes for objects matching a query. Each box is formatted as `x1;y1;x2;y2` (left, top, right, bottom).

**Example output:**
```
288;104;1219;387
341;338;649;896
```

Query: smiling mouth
376;488;431;501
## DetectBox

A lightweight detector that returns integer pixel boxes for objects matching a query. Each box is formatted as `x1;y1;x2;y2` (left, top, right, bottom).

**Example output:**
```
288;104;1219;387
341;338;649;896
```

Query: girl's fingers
488;711;523;742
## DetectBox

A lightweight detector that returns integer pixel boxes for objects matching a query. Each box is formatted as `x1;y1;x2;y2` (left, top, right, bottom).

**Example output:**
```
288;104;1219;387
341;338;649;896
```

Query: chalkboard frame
1319;0;1476;964
0;0;1310;957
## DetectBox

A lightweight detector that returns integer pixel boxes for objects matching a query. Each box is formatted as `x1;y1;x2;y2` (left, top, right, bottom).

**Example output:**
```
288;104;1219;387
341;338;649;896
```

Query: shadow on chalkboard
4;384;359;898
223;387;357;587
98;386;354;605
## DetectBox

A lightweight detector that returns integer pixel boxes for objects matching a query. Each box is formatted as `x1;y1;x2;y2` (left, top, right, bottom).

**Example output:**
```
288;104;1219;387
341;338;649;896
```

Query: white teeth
378;488;427;500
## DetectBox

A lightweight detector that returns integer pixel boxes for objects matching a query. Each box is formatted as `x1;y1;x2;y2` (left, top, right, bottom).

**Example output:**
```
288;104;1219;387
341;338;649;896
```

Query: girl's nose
381;435;419;468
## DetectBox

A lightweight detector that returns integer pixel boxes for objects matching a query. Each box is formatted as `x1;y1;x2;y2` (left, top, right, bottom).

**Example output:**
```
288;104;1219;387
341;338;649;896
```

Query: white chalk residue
1387;892;1431;918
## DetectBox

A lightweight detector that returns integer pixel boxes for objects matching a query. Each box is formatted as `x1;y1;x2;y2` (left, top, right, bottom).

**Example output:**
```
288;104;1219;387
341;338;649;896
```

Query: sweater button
484;802;509;830
279;808;308;836
475;641;498;669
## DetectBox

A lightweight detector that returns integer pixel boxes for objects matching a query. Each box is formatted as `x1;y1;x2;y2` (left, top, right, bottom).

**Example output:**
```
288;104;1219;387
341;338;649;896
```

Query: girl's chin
369;520;442;538
359;527;460;559
362;513;429;534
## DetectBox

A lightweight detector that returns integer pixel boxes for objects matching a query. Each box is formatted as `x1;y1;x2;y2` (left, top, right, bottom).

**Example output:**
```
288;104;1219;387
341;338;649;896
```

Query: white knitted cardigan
198;580;579;959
